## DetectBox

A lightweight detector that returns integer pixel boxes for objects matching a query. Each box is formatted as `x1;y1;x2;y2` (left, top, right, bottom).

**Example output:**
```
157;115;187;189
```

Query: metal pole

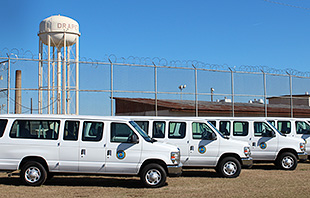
109;59;113;116
288;73;293;118
38;40;42;114
47;35;51;114
75;37;79;115
7;57;10;114
262;70;267;117
62;33;67;114
192;65;198;117
52;47;55;114
57;47;61;114
67;46;70;114
229;68;235;117
153;62;158;116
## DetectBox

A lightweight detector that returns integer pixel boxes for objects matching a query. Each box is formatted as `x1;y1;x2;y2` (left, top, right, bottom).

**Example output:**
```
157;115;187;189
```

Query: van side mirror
130;134;139;144
211;132;217;140
263;130;276;138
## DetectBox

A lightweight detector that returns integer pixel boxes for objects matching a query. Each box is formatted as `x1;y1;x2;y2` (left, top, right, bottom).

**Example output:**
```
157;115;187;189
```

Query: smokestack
15;70;21;114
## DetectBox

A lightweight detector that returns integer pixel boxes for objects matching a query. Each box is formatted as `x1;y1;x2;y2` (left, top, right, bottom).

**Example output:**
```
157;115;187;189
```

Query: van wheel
217;157;241;178
140;163;166;188
20;161;47;186
276;152;297;170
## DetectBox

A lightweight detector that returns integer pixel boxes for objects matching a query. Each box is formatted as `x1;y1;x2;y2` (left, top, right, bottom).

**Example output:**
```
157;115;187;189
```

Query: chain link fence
0;48;310;116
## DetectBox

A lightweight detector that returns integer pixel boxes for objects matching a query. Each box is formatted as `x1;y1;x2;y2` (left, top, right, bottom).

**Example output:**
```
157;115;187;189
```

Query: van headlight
244;146;251;157
300;143;306;152
171;151;180;165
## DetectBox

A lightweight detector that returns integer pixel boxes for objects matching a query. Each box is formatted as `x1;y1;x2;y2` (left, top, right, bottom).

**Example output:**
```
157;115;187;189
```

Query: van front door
189;122;219;166
251;122;278;160
105;122;142;174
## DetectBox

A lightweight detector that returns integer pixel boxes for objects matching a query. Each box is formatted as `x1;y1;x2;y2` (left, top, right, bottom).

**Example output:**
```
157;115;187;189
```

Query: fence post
229;67;234;117
7;56;10;114
109;59;114;116
192;64;198;117
261;70;267;117
287;72;293;118
153;62;158;116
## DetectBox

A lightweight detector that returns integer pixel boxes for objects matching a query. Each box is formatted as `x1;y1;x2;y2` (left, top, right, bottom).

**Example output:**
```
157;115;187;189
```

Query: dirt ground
1;162;310;198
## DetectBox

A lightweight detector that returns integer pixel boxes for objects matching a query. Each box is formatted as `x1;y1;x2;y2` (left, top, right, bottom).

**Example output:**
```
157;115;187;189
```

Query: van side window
82;121;103;141
0;119;8;138
64;121;79;141
296;121;310;134
254;122;274;137
168;122;186;139
219;121;230;136
192;122;215;140
153;121;165;138
111;123;135;143
277;121;291;134
135;121;149;134
233;121;248;136
10;120;60;140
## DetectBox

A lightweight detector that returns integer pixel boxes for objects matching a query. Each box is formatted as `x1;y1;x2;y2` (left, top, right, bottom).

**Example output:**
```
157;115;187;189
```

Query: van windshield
130;121;153;142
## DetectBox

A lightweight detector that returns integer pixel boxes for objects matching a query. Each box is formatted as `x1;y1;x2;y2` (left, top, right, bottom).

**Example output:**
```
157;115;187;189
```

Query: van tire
20;161;47;186
216;157;241;178
276;152;298;170
140;163;167;188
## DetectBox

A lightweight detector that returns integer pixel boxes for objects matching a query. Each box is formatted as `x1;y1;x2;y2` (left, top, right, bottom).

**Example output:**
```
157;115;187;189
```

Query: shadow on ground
0;176;156;188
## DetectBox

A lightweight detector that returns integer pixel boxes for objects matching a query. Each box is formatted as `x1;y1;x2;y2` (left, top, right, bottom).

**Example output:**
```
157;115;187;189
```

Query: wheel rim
282;156;294;169
145;169;161;185
223;161;237;176
25;166;41;183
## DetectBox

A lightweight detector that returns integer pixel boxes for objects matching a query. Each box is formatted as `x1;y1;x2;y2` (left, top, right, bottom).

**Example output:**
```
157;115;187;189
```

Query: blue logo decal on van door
116;150;126;160
259;142;267;149
198;146;206;154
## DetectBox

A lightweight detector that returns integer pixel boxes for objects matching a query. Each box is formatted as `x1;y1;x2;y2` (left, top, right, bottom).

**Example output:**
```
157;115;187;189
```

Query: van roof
0;114;132;122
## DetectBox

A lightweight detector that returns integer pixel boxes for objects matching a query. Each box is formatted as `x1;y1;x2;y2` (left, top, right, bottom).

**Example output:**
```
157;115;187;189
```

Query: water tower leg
75;37;79;115
47;35;51;114
57;48;61;114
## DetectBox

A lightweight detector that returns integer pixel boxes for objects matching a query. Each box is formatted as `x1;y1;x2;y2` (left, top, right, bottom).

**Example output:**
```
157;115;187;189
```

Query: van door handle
252;142;256;147
81;149;86;155
190;146;194;151
107;150;112;156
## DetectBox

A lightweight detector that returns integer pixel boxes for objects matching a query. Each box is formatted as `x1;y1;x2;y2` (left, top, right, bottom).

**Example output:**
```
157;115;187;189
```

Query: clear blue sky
1;0;310;71
1;0;310;115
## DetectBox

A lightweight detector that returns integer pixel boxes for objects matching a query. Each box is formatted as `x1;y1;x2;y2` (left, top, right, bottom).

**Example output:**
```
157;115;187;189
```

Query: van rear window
10;120;60;140
0;119;8;138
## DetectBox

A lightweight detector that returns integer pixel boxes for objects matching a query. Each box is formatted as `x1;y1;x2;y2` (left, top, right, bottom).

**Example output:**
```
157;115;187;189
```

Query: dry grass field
1;162;310;198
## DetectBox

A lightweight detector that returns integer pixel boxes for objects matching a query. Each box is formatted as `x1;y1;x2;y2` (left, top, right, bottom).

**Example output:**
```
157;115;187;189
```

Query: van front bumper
167;165;182;176
298;152;308;160
241;157;253;167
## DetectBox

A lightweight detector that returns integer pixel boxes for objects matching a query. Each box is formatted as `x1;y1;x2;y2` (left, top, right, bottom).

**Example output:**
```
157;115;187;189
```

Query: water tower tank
38;15;80;47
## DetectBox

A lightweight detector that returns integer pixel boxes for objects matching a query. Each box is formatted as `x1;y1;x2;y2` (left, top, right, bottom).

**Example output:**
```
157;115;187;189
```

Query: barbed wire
1;48;310;77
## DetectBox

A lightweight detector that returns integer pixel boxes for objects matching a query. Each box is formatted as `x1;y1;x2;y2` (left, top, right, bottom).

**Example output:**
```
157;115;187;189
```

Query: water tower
38;15;80;114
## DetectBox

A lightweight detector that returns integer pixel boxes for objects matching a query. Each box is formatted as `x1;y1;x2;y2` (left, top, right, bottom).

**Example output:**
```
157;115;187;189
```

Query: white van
266;117;310;158
0;114;181;188
129;116;253;178
206;117;307;170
